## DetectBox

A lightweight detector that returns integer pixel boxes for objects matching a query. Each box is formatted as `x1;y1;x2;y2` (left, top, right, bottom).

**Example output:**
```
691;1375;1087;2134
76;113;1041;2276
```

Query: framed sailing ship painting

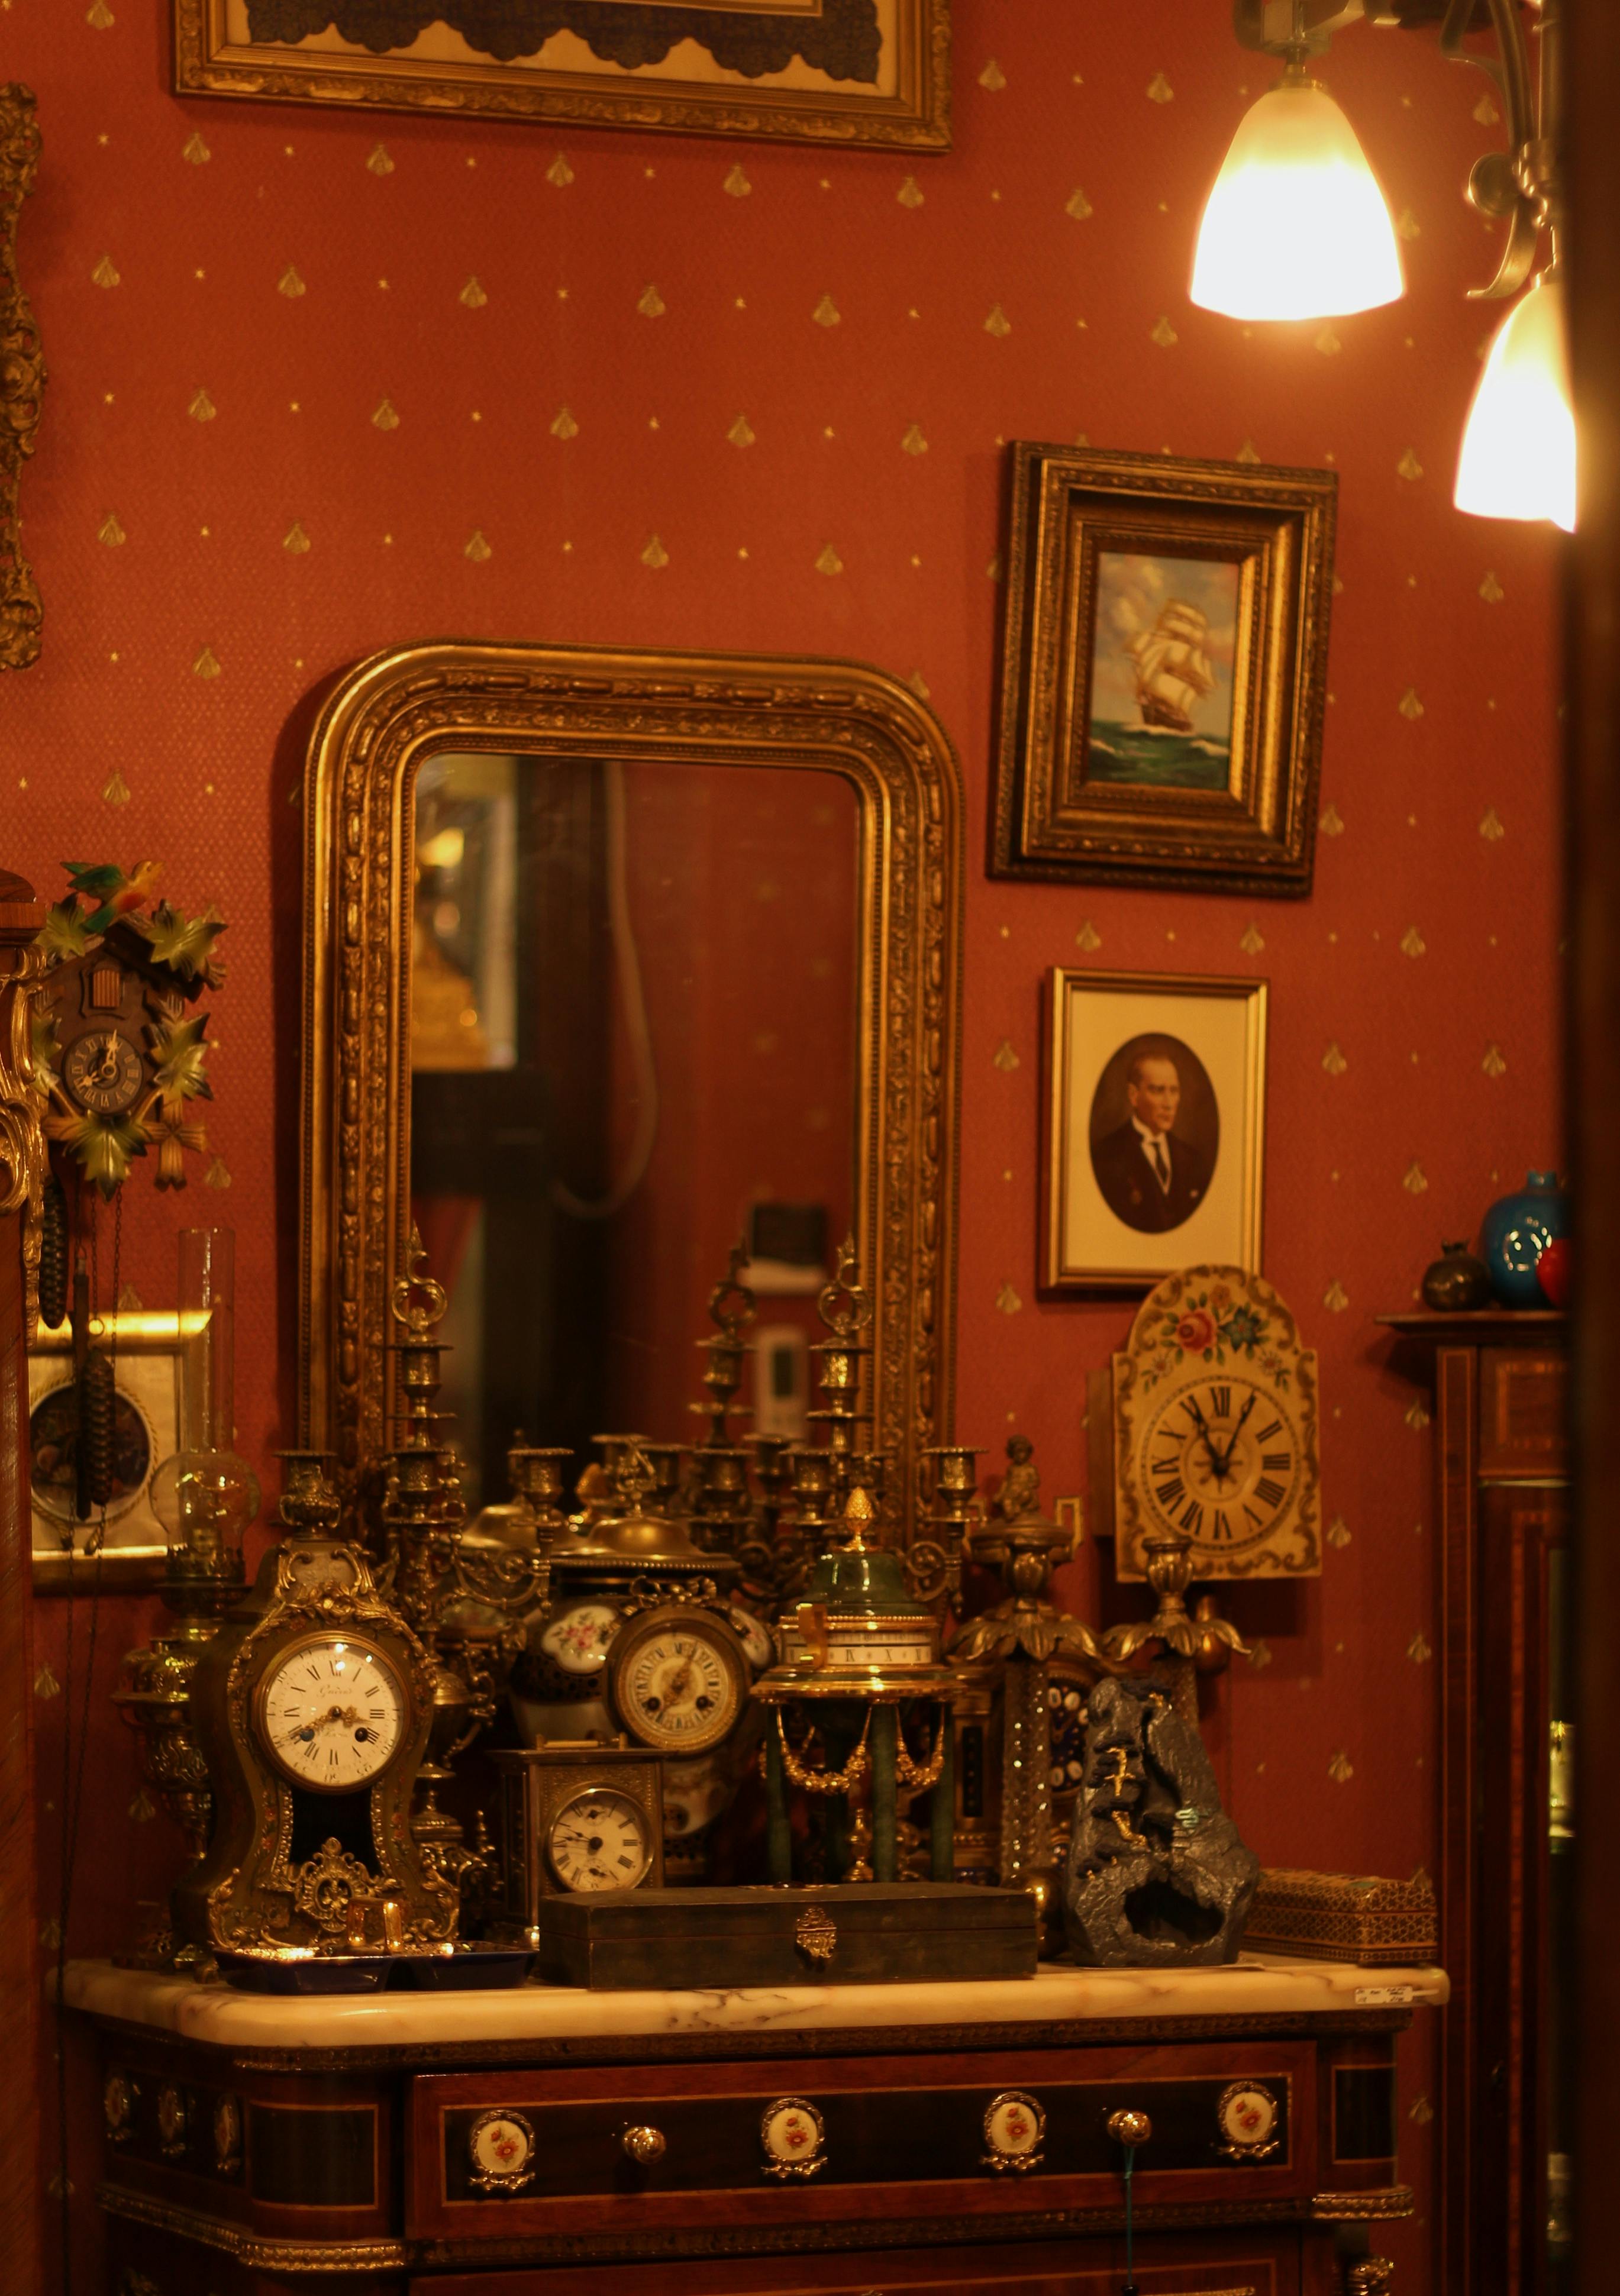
990;445;1337;897
172;0;950;149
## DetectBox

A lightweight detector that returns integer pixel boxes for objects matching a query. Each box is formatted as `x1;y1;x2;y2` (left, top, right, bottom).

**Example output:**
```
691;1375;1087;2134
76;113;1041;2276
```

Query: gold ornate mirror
297;641;963;1520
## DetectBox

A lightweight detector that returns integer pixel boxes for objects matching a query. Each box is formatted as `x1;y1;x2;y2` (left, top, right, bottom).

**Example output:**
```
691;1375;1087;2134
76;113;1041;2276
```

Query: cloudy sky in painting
1088;551;1240;739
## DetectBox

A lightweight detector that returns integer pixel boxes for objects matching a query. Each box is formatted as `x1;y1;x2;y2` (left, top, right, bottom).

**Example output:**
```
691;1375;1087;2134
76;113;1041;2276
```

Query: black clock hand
1215;1392;1257;1475
1182;1392;1226;1479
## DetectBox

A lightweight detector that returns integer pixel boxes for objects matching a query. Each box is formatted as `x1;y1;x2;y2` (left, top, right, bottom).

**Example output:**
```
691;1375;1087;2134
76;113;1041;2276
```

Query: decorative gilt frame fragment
298;642;963;1525
0;88;44;673
173;0;950;150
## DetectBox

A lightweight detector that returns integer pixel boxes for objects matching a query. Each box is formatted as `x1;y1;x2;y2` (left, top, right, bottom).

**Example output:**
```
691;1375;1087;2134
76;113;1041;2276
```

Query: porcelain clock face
546;1787;653;1893
1140;1371;1305;1559
63;1028;145;1115
257;1633;407;1792
609;1609;746;1755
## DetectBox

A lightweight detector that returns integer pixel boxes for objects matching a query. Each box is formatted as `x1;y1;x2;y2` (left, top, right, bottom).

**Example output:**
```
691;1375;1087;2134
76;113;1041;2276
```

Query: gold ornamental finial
841;1484;875;1551
817;1235;874;1341
391;1224;448;1336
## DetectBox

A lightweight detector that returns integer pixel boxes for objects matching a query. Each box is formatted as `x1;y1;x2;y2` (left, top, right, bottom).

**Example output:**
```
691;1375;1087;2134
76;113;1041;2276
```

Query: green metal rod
930;1701;956;1881
872;1704;899;1883
764;1717;792;1884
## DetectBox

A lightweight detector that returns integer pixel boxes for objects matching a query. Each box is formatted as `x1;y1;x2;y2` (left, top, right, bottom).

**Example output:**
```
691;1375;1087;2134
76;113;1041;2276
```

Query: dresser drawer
406;2043;1315;2255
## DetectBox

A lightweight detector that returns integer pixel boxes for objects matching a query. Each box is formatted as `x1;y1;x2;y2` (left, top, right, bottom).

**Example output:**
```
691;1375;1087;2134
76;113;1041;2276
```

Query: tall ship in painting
1124;600;1216;736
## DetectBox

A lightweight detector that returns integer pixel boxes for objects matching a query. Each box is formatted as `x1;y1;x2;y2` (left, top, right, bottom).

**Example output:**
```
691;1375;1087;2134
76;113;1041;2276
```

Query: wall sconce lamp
1193;0;1573;530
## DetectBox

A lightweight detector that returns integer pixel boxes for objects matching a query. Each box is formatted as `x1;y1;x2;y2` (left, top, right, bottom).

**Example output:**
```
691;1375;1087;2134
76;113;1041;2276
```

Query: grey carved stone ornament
1063;1673;1259;1966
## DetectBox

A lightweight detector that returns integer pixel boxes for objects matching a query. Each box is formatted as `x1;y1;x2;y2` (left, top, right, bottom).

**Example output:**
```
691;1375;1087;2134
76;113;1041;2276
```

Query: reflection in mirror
409;753;859;1509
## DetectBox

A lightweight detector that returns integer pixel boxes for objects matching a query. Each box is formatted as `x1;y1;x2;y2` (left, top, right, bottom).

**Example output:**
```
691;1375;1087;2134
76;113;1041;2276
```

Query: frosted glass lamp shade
1455;274;1576;532
1191;77;1404;322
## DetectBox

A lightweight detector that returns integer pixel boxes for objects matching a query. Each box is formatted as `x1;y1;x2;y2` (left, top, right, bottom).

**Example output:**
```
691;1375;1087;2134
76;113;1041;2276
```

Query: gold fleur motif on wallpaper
193;647;222;680
97;512;125;547
985;304;1012;337
641;534;669;570
986;553;1003;582
1398;447;1424;480
908;670;930;699
128;1790;157;1824
1249;1639;1273;1669
815;544;844;576
1147;71;1173;102
1396;207;1421;240
283;521;311;554
1400;925;1426;956
1473;91;1500;125
189;387;217;422
38;1918;61;1952
102;771;131;807
92;254;120;289
1320;802;1345;835
1150;315;1179;348
813;293;841;328
1238;922;1265;955
992;1040;1020;1073
901;422;928;456
464;530;492;563
1480;570;1505;602
182;131;209;165
460;276;488;308
550;405;579;440
1403;1161;1428;1195
1407;1631;1433;1664
638;284;666;318
115;1280;144;1312
897;176;924;208
1236;438;1261;464
546;152;575;188
995;1280;1023;1316
1075;921;1102;951
1480;807;1505;841
1410;2096;1435;2126
366;143;394;175
372;398;401;430
1066;187;1093;219
727;414;755;448
978;57;1007;89
278;264;306;299
724;163;751;198
203;1155;231;1190
1315;328;1342;356
1405;1398;1430;1430
1398;687;1424;719
86;0;115;24
1322;1042;1347;1075
1323;1278;1350;1313
1327;1515;1352;1548
1328;1751;1354;1784
33;1662;61;1700
1483;1042;1507;1076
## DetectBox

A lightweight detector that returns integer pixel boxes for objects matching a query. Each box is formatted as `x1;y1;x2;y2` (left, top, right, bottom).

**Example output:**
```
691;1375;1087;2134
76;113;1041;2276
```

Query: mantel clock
174;1460;458;1957
1110;1265;1321;1581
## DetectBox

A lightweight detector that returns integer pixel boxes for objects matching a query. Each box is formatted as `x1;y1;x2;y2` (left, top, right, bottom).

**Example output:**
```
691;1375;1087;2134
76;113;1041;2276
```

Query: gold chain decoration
894;1703;948;1792
774;1708;873;1797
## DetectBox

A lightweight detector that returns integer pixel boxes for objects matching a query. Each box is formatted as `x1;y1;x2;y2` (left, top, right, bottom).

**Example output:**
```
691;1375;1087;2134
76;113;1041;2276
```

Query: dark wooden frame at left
0;866;47;2296
0;86;44;672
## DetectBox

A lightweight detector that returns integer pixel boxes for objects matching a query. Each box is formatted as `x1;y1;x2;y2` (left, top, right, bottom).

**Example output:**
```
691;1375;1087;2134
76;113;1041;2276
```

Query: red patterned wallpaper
5;4;1561;2286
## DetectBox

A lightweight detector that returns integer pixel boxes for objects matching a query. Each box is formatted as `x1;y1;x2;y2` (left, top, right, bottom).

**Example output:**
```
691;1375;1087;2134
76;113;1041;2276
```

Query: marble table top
60;1952;1448;2053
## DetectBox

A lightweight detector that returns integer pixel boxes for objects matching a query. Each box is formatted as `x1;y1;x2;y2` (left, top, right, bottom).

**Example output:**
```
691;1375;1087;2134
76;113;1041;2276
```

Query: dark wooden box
532;1883;1039;1990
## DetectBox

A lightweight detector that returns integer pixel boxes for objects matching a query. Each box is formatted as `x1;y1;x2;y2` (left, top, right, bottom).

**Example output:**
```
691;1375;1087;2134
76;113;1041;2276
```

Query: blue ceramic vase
1479;1171;1570;1307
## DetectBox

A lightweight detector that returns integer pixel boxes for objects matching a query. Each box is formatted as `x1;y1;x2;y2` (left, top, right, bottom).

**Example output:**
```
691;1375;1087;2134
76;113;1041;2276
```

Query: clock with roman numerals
1111;1265;1321;1580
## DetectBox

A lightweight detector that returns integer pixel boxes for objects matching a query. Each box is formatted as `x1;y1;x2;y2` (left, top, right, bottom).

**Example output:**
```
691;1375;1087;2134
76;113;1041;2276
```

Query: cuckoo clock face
1113;1265;1321;1580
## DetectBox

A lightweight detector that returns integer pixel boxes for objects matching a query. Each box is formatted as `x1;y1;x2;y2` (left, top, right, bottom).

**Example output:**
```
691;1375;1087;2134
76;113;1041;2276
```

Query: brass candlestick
1104;1525;1251;1725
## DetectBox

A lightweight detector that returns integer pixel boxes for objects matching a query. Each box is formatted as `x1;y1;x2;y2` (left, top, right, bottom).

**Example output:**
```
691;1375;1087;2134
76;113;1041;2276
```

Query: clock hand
1215;1393;1257;1475
1183;1391;1227;1481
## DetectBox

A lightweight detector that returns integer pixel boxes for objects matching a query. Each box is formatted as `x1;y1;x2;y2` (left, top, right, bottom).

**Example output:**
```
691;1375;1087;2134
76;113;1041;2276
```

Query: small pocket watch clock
489;1742;664;1945
1108;1265;1321;1580
173;1456;459;1958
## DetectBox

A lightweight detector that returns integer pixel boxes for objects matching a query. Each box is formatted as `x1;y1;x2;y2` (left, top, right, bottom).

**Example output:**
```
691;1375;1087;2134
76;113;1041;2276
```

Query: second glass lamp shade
1191;75;1404;322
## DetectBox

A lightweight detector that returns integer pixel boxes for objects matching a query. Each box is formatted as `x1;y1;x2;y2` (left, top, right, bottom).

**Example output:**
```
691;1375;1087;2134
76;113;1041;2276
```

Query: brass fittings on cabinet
621;2124;667;2165
1105;2107;1153;2148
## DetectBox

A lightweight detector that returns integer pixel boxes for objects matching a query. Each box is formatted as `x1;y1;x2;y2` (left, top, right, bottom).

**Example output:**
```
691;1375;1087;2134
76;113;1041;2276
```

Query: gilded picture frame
991;445;1337;897
1042;968;1267;1296
173;0;950;150
0;85;44;673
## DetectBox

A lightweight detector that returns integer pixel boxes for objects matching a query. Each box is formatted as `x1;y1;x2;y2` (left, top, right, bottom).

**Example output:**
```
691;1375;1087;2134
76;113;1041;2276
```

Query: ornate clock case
173;1517;458;1956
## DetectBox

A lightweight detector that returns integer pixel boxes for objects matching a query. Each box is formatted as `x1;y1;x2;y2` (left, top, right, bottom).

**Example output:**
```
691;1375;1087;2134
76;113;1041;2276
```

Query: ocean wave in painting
1084;720;1232;792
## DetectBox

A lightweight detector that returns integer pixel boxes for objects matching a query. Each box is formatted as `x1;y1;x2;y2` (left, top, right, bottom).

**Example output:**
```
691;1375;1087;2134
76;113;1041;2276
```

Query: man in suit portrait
1091;1047;1214;1233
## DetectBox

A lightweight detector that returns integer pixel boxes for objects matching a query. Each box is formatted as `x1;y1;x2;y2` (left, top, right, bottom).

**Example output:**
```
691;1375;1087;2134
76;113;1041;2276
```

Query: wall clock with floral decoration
1111;1264;1321;1580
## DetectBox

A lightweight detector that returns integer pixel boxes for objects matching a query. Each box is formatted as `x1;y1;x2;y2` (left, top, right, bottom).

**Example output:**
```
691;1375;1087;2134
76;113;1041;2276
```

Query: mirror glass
409;752;860;1507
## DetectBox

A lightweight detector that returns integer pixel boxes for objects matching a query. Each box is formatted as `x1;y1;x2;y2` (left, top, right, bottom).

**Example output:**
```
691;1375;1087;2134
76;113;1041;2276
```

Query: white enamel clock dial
258;1635;406;1793
539;1601;622;1676
546;1787;652;1893
611;1613;746;1754
1141;1370;1305;1559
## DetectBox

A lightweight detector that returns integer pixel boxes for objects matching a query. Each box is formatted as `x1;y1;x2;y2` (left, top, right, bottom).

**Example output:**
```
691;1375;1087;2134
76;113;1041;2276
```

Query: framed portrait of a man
1041;968;1267;1294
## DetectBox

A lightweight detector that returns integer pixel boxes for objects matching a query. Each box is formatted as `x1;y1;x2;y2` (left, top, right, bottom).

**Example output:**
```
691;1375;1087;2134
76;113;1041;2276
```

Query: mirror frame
297;640;964;1521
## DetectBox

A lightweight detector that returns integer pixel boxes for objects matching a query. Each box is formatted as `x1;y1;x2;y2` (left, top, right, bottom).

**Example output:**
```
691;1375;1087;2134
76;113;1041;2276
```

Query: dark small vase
1421;1241;1494;1313
1480;1171;1571;1309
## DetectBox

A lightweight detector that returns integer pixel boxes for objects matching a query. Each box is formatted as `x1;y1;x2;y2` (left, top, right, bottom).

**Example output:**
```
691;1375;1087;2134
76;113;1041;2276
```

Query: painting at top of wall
173;0;950;148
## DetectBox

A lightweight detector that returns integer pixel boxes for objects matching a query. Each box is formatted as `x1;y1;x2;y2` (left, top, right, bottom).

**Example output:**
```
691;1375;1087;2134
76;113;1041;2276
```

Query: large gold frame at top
297;640;964;1522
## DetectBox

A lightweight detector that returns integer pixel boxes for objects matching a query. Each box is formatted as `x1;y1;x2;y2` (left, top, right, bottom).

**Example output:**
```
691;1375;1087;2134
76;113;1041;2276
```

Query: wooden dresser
64;1952;1444;2296
1380;1309;1569;2296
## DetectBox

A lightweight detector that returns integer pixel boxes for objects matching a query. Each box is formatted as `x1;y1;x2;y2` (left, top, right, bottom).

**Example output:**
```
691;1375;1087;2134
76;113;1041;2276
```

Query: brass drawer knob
621;2124;666;2166
1105;2107;1153;2148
